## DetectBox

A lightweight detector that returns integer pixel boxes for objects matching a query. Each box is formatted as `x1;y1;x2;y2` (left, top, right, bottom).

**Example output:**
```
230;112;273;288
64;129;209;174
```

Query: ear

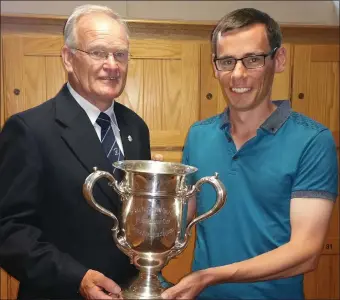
212;54;219;79
61;45;74;73
274;47;286;74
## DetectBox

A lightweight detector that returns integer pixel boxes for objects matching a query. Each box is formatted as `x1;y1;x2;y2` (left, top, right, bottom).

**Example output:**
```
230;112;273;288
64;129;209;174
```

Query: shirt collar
67;82;119;129
220;100;291;134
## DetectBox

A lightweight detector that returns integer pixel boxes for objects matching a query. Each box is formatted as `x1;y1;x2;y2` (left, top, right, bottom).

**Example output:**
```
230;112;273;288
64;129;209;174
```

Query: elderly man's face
63;13;129;108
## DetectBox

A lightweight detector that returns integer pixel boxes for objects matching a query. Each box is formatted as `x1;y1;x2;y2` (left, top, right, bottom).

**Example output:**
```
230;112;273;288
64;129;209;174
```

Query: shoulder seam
191;113;223;128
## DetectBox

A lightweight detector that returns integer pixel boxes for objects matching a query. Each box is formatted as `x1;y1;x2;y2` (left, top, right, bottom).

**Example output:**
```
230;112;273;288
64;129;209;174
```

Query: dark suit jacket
0;84;151;299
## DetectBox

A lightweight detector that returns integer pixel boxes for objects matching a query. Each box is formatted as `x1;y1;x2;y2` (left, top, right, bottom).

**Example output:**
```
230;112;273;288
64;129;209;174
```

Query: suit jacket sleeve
0;115;88;293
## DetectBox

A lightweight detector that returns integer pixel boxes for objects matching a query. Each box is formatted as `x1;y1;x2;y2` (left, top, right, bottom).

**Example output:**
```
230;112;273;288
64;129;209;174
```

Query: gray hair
63;4;129;49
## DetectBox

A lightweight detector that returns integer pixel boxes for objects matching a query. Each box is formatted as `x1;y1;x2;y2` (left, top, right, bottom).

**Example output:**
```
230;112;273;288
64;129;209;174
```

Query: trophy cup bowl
83;160;226;299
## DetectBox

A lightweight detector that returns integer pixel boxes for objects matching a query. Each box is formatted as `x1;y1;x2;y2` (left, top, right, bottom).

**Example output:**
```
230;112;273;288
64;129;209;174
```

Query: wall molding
1;13;339;43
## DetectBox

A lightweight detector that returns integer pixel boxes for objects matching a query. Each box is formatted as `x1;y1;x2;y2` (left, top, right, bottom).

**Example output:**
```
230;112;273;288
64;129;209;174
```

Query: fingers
161;286;177;299
152;153;164;161
110;291;124;299
95;272;121;295
86;286;113;300
161;283;194;300
80;269;121;299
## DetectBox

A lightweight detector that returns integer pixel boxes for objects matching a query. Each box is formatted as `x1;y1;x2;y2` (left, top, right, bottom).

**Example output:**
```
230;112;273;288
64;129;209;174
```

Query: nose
103;54;118;70
231;60;247;81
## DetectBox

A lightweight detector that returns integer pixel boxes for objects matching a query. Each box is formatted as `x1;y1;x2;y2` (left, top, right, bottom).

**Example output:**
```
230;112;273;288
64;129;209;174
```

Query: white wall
1;0;339;25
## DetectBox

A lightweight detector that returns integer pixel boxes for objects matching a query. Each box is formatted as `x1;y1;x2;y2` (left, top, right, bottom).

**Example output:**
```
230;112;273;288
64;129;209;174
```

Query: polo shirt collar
220;100;291;134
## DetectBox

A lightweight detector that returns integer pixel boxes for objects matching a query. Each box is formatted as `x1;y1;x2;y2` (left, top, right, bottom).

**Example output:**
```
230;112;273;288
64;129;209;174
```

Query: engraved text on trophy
125;196;178;252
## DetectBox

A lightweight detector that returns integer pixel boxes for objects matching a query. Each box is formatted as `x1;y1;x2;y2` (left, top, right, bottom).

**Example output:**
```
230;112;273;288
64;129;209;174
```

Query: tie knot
96;112;111;130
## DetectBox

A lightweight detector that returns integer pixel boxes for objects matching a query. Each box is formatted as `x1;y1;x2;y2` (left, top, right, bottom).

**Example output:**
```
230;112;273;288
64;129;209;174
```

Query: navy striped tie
96;112;124;172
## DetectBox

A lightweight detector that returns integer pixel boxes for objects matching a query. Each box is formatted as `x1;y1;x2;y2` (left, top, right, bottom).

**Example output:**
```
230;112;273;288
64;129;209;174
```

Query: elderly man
0;4;151;299
162;8;338;300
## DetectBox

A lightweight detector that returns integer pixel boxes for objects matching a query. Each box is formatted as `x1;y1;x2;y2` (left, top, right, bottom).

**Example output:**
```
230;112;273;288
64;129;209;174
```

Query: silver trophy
83;160;226;299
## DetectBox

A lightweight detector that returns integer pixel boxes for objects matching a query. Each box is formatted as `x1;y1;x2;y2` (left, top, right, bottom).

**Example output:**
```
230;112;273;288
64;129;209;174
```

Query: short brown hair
211;8;282;56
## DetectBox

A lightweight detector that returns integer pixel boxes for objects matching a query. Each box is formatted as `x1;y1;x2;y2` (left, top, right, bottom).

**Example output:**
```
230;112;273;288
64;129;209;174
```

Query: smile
231;87;251;94
101;77;118;80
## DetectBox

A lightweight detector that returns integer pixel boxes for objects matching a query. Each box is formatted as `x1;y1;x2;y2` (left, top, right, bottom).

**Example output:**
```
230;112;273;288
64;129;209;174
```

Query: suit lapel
55;85;119;209
114;102;137;160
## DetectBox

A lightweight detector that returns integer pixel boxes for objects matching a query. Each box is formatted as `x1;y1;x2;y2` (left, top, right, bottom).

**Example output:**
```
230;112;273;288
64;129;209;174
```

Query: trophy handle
83;167;133;259
186;172;226;232
168;173;226;259
83;167;122;227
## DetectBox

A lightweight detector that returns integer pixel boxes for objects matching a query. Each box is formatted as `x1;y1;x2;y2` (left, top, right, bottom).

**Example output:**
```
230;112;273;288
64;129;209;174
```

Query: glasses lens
114;51;129;63
243;56;265;69
89;51;108;60
216;58;235;71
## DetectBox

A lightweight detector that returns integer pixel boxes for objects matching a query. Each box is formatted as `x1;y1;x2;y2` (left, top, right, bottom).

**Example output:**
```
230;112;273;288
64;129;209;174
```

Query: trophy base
121;271;169;299
122;289;165;299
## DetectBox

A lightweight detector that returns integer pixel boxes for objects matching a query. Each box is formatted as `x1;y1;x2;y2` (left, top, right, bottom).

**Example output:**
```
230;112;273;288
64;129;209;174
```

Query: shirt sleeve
291;129;338;201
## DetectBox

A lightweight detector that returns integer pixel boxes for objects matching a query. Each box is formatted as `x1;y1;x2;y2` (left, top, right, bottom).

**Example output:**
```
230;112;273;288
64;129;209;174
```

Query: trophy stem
122;269;165;299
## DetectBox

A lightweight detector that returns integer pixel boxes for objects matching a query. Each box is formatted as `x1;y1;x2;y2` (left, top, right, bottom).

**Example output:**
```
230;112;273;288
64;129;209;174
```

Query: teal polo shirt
182;100;338;299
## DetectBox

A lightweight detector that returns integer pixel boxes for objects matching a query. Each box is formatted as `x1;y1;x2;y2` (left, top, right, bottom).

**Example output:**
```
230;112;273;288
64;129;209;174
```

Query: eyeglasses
214;47;278;72
73;48;130;64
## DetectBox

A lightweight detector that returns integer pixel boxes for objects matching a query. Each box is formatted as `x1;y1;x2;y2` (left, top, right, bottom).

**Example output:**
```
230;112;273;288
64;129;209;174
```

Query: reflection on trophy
83;160;226;299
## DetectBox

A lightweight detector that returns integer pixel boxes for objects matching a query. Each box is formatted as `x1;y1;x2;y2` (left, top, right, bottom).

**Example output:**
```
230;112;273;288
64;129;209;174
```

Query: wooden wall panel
117;59;144;117
2;36;25;120
271;44;291;100
24;56;47;108
143;59;182;130
45;56;67;100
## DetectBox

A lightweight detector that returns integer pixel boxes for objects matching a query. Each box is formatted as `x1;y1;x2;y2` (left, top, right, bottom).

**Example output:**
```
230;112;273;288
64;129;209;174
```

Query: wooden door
117;39;200;162
292;44;339;300
0;34;200;297
200;42;292;119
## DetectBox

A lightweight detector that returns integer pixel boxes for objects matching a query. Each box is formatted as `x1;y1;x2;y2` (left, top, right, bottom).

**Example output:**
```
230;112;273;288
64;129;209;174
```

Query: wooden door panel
24;56;47;107
130;39;182;59
45;56;67;99
271;43;292;100
200;42;225;120
3;35;64;119
304;255;339;299
118;59;144;117
119;39;200;164
143;59;182;129
23;36;63;56
3;36;25;119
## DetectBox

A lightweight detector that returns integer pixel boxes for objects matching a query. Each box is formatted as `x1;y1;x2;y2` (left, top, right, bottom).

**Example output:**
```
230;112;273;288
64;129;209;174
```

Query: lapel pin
128;135;133;142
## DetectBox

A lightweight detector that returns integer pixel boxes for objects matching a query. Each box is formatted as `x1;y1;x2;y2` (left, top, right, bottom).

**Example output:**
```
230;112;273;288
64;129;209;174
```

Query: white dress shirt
67;82;125;155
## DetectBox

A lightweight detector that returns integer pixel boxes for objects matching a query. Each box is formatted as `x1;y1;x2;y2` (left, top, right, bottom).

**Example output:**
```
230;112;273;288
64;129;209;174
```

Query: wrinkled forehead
75;13;129;47
216;24;270;57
